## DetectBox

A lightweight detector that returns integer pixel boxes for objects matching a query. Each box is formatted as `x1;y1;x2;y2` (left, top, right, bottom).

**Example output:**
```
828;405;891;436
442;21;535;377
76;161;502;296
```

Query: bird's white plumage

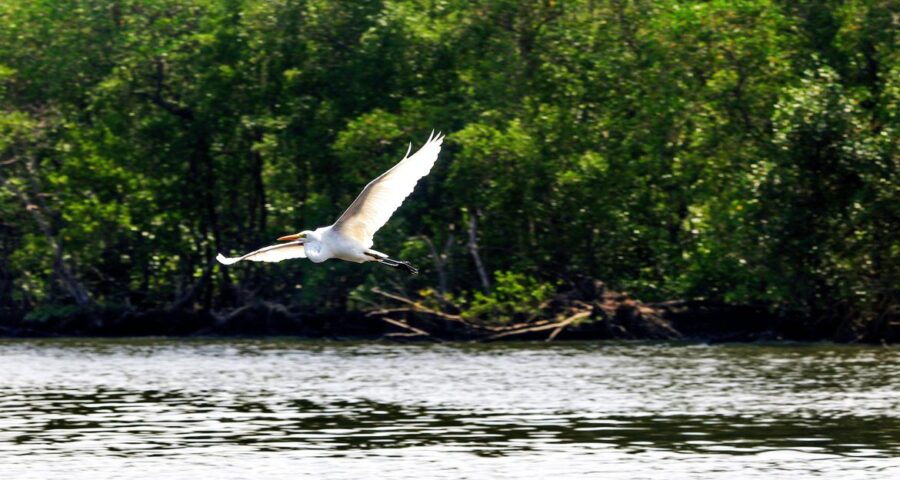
215;240;306;265
216;132;444;267
333;131;444;248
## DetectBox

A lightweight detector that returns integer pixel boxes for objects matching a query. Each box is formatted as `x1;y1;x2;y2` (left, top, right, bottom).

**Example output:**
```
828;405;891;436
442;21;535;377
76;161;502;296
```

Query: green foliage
0;0;896;335
461;271;556;325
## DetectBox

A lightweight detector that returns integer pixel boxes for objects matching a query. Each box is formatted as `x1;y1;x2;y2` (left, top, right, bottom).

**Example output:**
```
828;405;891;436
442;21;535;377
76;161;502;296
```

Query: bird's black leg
368;253;418;275
393;260;418;275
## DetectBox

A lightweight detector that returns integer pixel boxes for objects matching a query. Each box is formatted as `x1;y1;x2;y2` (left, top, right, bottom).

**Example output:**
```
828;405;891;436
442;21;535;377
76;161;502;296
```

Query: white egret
216;131;445;274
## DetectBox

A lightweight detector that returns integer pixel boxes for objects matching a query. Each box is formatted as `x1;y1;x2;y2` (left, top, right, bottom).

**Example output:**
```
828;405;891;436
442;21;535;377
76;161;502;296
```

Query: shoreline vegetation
1;1;897;343
3;280;896;343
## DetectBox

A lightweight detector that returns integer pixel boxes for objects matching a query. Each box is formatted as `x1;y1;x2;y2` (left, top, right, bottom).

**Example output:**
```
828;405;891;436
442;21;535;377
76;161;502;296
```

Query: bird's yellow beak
277;232;306;241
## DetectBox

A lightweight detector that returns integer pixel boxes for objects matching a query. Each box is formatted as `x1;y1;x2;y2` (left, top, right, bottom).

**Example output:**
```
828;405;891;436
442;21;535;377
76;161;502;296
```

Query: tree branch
134;58;194;120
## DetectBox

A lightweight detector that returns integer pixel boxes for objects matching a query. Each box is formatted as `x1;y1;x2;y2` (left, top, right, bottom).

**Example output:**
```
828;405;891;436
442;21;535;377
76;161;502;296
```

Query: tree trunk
420;232;454;295
467;212;491;293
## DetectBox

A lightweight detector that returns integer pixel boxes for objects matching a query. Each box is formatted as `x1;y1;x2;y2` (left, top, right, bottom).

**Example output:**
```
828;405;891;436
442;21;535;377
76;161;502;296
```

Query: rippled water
0;339;898;479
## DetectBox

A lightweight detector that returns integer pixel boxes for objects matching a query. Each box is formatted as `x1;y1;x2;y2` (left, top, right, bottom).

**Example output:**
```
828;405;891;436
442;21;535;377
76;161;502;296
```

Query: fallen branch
482;310;592;342
546;311;592;342
369;281;686;342
490;319;555;332
379;316;440;341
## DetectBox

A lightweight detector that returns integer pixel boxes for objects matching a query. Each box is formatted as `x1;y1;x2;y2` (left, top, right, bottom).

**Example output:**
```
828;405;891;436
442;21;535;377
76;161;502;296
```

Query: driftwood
369;288;595;341
367;280;684;342
483;310;592;342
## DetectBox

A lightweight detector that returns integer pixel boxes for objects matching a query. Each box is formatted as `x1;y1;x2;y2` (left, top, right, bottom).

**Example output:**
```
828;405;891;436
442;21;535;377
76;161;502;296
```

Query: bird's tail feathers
216;253;242;265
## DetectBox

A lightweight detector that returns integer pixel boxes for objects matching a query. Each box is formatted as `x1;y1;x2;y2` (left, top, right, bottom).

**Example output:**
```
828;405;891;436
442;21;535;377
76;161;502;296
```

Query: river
0;339;897;479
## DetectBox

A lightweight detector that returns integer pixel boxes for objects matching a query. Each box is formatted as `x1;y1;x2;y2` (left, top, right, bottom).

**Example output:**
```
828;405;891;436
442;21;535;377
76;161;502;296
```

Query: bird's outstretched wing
333;131;444;248
216;240;306;265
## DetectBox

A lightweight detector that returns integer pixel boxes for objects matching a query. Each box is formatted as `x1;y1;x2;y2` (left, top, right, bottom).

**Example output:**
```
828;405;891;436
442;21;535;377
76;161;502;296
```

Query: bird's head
277;230;313;242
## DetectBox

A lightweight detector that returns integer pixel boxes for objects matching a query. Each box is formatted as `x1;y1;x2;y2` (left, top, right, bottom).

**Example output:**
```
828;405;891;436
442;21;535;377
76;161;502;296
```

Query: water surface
1;339;898;479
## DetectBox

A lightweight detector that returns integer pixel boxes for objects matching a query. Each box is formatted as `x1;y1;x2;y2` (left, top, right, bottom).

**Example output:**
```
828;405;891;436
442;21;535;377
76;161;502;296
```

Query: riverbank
2;282;895;343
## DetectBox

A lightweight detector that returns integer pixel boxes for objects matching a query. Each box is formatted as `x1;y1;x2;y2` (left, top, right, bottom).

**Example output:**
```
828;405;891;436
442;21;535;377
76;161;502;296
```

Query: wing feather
216;240;306;265
333;132;444;247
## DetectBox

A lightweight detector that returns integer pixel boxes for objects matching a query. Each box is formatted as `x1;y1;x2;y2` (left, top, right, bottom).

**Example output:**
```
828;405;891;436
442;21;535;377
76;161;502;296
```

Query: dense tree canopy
0;0;896;339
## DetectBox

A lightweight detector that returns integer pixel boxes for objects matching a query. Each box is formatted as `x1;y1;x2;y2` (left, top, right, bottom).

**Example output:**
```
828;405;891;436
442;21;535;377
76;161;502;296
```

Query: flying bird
216;131;445;274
